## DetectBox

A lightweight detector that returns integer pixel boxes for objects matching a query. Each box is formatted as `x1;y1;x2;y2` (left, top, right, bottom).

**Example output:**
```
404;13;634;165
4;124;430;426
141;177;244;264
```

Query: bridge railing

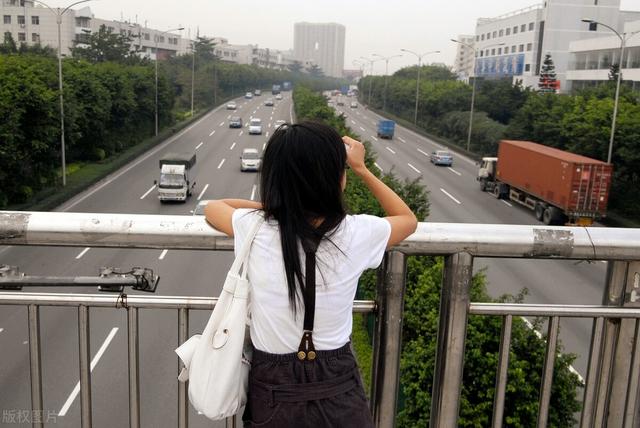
1;211;640;428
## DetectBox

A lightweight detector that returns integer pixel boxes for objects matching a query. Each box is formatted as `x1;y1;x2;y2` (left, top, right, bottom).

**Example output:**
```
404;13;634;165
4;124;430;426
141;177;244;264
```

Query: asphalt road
0;91;608;426
0;92;291;427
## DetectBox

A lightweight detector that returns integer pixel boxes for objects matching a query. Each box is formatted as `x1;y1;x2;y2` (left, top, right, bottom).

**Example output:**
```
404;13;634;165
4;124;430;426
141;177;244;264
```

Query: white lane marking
351;120;356;125
75;247;90;259
245;122;249;127
447;167;462;176
371;136;378;142
195;142;204;150
197;184;209;200
268;123;271;128
58;328;119;416
502;200;513;207
229;142;236;150
58;104;225;212
139;185;156;200
601;260;608;264
407;163;421;174
359;126;366;131
398;137;406;143
250;185;257;201
227;115;231;119
158;249;168;260
252;110;256;114
440;188;462;205
385;147;396;155
374;162;383;172
262;143;266;150
239;131;244;136
217;159;225;169
417;148;430;157
23;341;27;344
209;130;215;136
289;103;294;122
265;131;269;138
0;328;3;333
270;116;273;121
520;317;585;383
219;121;224;127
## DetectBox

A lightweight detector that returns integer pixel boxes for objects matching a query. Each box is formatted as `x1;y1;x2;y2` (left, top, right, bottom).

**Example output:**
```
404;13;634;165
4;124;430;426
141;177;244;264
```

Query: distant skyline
37;0;640;74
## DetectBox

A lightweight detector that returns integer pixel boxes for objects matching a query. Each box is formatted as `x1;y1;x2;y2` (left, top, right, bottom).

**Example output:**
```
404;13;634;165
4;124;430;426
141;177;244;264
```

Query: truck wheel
492;185;502;199
534;203;545;221
549;207;567;225
542;208;553;225
479;179;487;192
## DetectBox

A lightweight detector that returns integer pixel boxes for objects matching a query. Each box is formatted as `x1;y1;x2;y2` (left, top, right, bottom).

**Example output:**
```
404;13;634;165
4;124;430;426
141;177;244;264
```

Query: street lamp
360;56;383;107
400;49;440;125
372;53;402;112
34;0;93;186
451;39;504;152
155;26;184;136
581;19;640;164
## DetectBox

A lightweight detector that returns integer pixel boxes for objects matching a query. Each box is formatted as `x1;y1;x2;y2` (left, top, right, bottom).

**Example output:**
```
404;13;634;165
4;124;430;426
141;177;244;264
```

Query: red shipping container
496;140;612;218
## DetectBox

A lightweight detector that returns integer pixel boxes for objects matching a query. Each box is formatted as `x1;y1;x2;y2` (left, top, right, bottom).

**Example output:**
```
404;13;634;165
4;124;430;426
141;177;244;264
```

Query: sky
44;0;640;74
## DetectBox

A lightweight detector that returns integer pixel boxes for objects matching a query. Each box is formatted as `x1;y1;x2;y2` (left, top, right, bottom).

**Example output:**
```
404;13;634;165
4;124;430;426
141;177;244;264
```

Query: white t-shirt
232;208;391;354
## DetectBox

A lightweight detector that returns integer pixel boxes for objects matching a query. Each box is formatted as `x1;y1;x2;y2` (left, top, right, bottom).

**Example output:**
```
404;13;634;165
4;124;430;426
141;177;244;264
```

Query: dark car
229;116;243;128
430;150;454;166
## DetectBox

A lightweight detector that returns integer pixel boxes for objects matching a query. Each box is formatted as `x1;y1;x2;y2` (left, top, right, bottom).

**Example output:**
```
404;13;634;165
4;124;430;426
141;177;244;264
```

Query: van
240;149;261;171
249;118;262;135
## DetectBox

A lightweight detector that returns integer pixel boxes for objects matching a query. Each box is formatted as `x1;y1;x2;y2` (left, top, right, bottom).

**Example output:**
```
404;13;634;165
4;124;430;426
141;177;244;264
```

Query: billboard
475;54;525;78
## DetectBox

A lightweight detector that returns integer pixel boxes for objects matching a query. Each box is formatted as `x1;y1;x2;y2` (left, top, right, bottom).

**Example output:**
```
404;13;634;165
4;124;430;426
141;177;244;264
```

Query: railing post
178;308;189;428
430;252;473;428
590;261;640;427
28;304;44;428
128;307;140;428
78;305;92;428
371;250;407;428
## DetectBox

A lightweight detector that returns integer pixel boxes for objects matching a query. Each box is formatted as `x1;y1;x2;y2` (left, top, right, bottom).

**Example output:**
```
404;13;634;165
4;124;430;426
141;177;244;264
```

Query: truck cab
477;157;498;181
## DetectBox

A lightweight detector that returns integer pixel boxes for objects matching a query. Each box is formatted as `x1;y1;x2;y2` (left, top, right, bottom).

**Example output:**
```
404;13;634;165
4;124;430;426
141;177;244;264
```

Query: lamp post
360;56;383;107
400;49;440;125
581;19;640;164
372;53;402;112
155;26;184;136
190;31;195;117
451;39;503;152
34;0;93;186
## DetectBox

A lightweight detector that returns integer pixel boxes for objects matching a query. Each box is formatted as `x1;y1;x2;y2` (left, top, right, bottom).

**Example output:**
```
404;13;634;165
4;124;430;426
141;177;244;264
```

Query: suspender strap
297;238;319;361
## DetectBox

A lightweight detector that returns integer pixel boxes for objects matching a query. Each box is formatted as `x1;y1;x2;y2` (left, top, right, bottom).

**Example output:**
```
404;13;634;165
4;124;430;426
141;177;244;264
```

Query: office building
293;22;345;78
461;0;640;92
453;34;476;81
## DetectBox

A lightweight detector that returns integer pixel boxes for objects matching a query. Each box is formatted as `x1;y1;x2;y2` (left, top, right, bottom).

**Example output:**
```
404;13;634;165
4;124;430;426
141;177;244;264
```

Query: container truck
377;120;395;139
272;84;281;95
154;153;196;202
477;140;612;225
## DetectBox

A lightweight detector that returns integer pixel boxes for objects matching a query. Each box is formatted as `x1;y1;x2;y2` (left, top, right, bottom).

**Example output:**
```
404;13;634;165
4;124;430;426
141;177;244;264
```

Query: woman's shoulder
232;208;265;235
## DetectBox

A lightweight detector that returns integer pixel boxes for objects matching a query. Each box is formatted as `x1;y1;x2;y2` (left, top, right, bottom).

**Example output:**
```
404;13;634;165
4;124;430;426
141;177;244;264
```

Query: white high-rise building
293;22;345;78
461;0;640;92
453;35;476;81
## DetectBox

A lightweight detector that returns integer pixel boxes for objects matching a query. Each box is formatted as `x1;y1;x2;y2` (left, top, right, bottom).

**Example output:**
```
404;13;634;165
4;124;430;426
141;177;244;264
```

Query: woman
205;121;417;427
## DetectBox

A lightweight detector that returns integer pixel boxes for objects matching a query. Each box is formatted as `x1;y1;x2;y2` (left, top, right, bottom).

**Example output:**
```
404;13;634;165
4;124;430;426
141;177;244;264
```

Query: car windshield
242;152;259;159
159;173;184;188
250;119;261;125
437;151;452;157
231;117;240;121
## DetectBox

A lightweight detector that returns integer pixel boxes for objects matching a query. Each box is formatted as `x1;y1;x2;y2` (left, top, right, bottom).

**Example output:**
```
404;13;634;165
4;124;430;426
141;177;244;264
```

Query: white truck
154;153;196;202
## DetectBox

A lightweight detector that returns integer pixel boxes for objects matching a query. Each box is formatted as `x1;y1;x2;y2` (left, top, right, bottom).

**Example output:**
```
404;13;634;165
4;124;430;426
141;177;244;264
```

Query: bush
89;147;106;161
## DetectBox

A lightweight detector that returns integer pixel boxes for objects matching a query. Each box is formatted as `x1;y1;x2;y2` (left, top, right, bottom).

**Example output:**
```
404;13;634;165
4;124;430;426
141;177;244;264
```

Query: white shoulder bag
175;215;262;420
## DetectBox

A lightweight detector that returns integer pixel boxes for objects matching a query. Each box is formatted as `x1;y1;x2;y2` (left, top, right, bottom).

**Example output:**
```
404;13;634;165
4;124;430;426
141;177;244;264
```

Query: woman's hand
342;136;367;176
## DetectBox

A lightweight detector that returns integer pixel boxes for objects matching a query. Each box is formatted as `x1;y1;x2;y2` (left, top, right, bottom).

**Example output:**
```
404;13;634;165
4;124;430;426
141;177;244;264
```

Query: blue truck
340;85;349;95
377;120;395;139
272;84;281;95
282;81;292;91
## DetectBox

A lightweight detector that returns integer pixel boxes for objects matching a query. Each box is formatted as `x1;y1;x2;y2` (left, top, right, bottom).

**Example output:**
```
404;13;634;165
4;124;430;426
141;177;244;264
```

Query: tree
608;62;620;82
1;31;17;54
307;64;324;77
393;65;456;81
71;25;135;63
538;53;558;93
287;60;303;73
193;36;217;61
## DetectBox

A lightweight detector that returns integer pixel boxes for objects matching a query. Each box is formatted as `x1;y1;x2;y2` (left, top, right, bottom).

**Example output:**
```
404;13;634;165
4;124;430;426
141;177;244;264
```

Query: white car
249;118;262;135
245;92;253;99
350;101;358;108
240;148;261;171
275;94;283;100
226;102;237;110
274;120;287;129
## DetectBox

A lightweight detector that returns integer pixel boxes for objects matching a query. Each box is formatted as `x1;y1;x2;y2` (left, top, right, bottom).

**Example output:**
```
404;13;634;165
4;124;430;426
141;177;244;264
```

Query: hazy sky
46;0;640;74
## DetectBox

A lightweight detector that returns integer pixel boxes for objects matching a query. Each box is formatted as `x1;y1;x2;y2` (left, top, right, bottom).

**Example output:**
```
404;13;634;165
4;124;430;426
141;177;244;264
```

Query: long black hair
260;120;347;312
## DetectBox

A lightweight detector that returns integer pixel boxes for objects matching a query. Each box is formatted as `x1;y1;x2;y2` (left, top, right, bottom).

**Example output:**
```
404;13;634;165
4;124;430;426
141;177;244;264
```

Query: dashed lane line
407;163;421;174
398;137;406;143
217;159;226;169
359;126;366;132
139;185;156;200
219;121;225;127
440;188;462;205
58;328;119;416
385;147;396;155
250;184;257;201
351;120;356;125
502;200;513;207
195;142;203;150
374;162;383;172
447;167;462;176
197;184;210;201
75;247;90;259
209;130;215;136
229;142;236;150
417;148;430;157
371;136;378;142
239;131;244;136
158;249;168;260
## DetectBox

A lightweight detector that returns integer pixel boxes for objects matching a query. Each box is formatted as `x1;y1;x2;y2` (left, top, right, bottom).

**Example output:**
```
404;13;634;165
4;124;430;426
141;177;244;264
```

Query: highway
0;90;606;426
0;92;291;427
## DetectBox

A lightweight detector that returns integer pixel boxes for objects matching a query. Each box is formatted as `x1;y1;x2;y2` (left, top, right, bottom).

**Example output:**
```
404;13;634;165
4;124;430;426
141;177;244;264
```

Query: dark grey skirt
243;342;374;428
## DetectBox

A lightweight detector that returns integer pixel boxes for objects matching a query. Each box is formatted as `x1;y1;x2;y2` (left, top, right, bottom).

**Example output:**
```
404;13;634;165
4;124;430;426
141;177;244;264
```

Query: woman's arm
204;199;262;236
343;136;418;248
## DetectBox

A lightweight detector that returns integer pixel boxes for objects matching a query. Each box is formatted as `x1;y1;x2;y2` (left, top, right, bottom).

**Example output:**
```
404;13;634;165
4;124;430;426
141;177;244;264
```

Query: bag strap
228;213;263;279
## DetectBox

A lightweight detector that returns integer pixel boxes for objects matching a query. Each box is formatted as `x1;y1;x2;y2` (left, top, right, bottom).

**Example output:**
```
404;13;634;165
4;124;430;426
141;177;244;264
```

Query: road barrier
1;211;640;427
